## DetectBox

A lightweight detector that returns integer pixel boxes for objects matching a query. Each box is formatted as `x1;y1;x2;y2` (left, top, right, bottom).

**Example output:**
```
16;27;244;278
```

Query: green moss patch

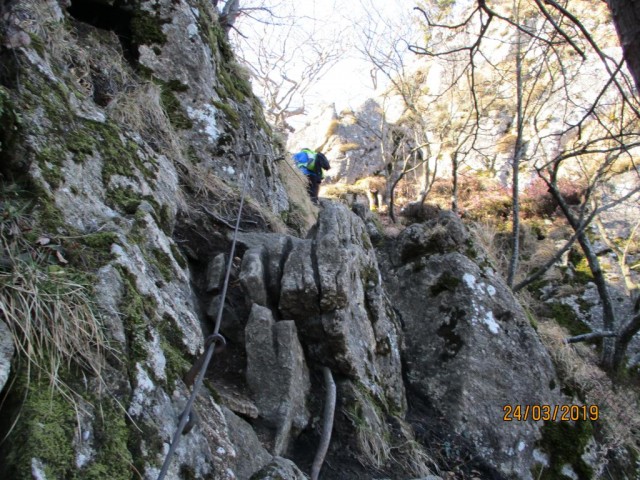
95;121;156;185
159;84;193;130
80;231;119;250
36;145;65;189
0;85;18;159
1;372;76;479
66;128;96;163
150;247;174;283
80;398;133;480
534;420;594;479
568;249;594;285
430;272;461;296
106;186;143;214
170;243;187;269
212;100;240;128
117;266;157;369
573;258;594;284
0;369;136;480
216;66;253;104
130;11;168;46
158;315;191;387
549;302;590;337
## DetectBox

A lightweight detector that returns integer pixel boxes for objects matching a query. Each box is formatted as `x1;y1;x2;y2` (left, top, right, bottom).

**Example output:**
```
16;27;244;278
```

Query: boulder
249;456;308;480
223;407;272;479
236;232;293;303
288;202;406;411
278;239;320;318
399;201;442;224
236;203;410;465
393;210;469;265
245;304;311;455
206;253;227;293
240;247;268;307
383;211;561;479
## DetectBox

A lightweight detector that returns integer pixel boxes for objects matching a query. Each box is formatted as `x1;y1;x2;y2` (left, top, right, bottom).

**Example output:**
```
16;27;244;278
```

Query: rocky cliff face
0;1;590;479
289;100;392;185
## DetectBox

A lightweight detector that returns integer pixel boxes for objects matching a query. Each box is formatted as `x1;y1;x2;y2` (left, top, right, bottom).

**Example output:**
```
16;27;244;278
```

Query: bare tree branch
565;331;617;344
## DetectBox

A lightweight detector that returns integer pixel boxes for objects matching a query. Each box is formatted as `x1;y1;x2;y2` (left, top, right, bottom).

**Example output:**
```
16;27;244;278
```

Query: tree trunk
613;313;640;371
547;185;618;369
220;0;241;34
507;22;524;288
606;0;640;92
451;151;459;213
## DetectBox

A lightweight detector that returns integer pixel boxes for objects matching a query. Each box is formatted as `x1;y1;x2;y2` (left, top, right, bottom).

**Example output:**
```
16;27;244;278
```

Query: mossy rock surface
534;420;594;480
0;373;76;479
130;11;168;47
549;302;590;337
0;371;134;480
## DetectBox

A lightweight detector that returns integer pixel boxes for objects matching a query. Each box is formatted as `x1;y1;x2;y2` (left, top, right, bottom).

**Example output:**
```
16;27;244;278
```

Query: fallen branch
565;331;616;344
311;367;336;480
201;206;244;231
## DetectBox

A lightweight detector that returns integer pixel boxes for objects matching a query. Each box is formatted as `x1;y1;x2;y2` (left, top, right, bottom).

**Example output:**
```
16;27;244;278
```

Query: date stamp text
503;404;599;422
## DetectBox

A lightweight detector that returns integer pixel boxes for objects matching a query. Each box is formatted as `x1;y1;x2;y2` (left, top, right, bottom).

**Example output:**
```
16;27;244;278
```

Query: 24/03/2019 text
503;404;599;422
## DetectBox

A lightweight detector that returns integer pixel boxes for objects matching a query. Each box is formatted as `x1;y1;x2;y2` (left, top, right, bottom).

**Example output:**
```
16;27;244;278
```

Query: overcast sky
232;0;421;120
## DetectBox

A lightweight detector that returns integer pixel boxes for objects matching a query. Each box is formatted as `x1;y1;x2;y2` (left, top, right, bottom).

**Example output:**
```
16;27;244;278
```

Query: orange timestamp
503;404;599;422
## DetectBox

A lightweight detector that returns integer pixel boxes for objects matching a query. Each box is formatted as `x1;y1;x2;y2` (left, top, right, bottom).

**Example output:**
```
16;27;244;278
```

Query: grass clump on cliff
0;187;109;385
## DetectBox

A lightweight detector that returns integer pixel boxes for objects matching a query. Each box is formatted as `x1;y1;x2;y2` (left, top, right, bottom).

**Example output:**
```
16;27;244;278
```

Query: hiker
293;148;331;204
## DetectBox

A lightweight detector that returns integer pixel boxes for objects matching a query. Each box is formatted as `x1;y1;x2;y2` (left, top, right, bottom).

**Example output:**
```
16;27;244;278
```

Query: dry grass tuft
467;220;510;275
338;142;361;154
344;401;391;469
391;430;436;478
108;83;184;162
184;163;293;234
0;193;108;392
538;320;640;467
343;394;436;476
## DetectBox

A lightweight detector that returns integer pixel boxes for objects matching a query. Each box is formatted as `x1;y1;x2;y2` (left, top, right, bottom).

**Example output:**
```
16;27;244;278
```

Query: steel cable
157;151;255;480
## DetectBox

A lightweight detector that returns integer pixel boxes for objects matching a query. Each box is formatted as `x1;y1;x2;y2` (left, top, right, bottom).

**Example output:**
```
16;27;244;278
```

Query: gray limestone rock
249;456;308;480
94;264;126;346
223;407;272;479
314;200;368;312
394;210;469;265
308;202;406;412
278;239;320;318
0;320;15;393
235;233;292;302
245;304;311;455
240;247;268;307
383;213;561;479
206;253;227;293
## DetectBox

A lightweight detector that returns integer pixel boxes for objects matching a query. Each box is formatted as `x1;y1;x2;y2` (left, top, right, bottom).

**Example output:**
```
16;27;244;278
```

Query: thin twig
201;205;244;231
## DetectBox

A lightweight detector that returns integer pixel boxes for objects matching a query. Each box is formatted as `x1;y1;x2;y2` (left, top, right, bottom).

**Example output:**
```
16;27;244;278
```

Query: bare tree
219;0;241;33
229;2;344;132
410;0;640;372
353;1;437;218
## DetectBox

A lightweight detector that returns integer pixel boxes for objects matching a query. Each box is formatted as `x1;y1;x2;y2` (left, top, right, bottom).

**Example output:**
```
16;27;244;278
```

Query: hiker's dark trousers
307;175;321;203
